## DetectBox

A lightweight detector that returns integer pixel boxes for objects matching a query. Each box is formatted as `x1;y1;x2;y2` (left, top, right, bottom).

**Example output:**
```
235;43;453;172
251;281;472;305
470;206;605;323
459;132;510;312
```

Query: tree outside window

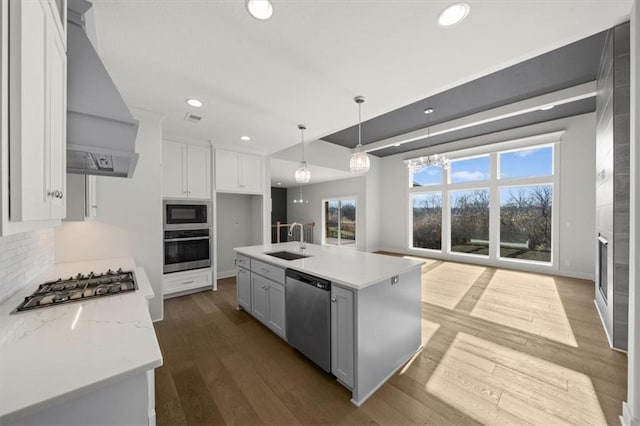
324;199;356;247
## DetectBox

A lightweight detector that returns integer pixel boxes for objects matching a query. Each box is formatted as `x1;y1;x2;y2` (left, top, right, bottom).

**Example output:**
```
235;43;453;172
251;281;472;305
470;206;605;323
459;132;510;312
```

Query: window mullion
489;152;500;261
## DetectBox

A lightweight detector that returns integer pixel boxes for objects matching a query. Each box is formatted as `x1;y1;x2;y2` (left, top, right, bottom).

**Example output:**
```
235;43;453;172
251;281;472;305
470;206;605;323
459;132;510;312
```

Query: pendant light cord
358;102;362;148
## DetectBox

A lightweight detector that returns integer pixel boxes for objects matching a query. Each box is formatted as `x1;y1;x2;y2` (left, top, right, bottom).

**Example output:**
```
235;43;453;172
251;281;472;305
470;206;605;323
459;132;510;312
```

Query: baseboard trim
594;299;615;349
217;270;236;279
350;345;423;407
622;402;640;426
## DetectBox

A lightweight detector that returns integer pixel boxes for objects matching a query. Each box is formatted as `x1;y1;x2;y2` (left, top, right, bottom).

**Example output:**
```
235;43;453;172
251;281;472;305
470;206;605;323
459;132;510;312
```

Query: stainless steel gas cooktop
14;268;137;313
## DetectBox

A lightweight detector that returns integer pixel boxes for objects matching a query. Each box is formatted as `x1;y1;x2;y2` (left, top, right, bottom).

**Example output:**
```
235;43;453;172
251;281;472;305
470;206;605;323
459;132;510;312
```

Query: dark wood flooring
155;256;627;425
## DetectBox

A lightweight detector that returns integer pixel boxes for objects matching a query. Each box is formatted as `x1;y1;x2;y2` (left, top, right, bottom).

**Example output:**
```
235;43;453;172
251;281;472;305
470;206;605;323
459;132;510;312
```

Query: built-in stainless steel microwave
163;200;211;230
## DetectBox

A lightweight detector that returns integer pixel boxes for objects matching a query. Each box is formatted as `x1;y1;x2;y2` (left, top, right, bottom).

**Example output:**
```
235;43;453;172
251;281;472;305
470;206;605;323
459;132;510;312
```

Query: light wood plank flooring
155;255;627;425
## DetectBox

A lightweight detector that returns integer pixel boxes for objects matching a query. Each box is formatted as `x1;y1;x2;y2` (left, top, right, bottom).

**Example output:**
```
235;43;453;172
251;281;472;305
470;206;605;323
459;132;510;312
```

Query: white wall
378;113;596;279
287;176;374;250
272;138;354;172
624;0;639;424
216;193;262;277
0;228;54;303
55;109;164;321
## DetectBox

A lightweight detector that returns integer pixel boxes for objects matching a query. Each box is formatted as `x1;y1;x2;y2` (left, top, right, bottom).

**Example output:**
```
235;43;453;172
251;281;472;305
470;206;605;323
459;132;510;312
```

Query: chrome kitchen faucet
288;222;306;252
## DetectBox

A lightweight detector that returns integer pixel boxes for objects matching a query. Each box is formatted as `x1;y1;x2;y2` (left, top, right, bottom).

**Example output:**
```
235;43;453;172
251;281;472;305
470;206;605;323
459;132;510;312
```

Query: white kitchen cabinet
266;280;286;338
250;273;286;340
331;285;354;388
236;265;251;311
8;0;67;223
215;149;263;194
251;274;269;324
186;144;211;199
162;140;211;199
64;174;97;221
163;268;212;297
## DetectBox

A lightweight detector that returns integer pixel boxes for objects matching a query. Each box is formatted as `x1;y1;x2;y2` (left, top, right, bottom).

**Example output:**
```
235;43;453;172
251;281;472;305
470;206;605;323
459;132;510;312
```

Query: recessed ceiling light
540;104;555;111
240;136;251;141
423;107;435;114
246;0;273;20
438;3;470;27
276;182;282;186
186;98;203;108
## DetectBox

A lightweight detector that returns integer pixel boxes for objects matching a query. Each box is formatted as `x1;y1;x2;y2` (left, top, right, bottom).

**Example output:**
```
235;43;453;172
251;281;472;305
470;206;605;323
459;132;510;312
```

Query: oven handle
164;236;211;242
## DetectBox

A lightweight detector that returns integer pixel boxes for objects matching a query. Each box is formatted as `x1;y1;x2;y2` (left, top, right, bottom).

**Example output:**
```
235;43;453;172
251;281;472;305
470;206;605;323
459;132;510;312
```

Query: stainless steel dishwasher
285;269;331;373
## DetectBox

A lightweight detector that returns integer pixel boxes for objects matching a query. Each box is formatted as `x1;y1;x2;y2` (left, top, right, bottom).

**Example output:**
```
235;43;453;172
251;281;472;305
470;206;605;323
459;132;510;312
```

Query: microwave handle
164;236;211;242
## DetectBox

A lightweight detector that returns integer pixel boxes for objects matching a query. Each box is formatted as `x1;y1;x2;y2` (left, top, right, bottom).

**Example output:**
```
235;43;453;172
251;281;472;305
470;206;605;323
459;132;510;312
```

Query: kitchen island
234;242;424;406
0;257;162;425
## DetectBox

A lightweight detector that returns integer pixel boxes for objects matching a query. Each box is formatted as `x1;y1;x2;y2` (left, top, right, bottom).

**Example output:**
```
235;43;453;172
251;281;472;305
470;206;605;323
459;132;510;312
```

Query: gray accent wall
595;22;630;350
271;187;288;243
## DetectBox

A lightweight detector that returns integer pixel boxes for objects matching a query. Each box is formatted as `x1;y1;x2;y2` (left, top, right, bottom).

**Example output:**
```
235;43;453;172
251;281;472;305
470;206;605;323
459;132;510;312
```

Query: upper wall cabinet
215;149;263;194
162;140;211;199
8;0;67;223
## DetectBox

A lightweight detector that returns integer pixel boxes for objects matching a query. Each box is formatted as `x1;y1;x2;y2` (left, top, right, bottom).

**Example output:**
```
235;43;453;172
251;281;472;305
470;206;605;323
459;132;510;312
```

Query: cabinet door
331;286;354;388
186;145;211;199
215;149;240;192
251;274;269;325
47;12;66;219
162;141;187;198
240;154;263;194
236;267;251;311
86;175;98;219
10;0;50;221
267;281;286;339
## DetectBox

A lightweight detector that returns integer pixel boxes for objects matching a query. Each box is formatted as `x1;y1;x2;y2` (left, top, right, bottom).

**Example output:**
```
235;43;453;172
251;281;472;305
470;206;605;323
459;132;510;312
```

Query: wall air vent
184;113;202;123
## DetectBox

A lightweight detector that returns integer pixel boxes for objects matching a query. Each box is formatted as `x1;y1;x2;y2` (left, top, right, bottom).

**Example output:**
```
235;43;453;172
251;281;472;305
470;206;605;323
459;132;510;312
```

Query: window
499;185;552;262
449;155;490;184
408;140;556;266
450;189;490;256
412;165;442;187
499;146;553;179
412;192;442;250
323;199;356;247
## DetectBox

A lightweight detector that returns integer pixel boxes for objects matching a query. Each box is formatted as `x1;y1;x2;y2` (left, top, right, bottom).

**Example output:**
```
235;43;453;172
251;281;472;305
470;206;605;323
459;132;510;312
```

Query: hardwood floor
155;256;627;425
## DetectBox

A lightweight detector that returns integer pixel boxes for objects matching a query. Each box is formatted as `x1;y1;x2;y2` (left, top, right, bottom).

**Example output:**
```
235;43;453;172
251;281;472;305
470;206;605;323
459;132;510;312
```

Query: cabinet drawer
251;259;285;283
236;254;250;269
163;269;212;296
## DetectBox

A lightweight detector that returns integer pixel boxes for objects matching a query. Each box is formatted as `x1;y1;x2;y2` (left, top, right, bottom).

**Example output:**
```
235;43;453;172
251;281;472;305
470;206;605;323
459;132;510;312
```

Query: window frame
410;191;443;252
407;133;561;271
321;196;358;248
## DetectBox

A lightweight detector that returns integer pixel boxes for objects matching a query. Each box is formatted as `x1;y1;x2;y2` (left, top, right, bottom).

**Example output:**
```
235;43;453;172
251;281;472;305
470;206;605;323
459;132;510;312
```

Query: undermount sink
265;251;310;261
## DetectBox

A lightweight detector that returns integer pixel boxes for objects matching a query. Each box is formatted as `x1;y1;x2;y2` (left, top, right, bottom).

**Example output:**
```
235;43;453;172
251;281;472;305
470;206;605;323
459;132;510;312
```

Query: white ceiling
91;0;631;156
270;158;353;188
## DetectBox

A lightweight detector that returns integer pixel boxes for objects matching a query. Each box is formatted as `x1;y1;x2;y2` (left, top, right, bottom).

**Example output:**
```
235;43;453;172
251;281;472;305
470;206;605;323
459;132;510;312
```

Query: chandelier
294;124;311;184
349;96;370;174
406;154;450;172
292;185;308;204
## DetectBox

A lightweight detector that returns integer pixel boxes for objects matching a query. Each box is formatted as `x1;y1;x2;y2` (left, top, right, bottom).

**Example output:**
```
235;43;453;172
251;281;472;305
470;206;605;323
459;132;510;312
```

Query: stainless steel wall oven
163;200;212;273
163;228;211;273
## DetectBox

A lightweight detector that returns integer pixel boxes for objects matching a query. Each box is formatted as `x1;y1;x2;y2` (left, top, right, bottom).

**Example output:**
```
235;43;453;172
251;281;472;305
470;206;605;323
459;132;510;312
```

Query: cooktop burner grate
14;268;137;313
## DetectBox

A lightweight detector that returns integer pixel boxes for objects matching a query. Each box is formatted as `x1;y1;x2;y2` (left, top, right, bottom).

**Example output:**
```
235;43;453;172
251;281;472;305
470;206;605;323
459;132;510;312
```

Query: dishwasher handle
285;269;331;291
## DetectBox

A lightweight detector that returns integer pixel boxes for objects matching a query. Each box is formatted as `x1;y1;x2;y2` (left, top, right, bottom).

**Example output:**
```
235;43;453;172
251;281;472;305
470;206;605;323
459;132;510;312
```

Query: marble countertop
0;257;163;422
234;242;424;289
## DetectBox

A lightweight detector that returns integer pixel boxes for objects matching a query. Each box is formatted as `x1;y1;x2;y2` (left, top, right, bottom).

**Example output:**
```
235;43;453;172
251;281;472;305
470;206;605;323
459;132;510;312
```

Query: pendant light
406;107;450;171
294;124;311;184
349;96;370;174
292;185;308;204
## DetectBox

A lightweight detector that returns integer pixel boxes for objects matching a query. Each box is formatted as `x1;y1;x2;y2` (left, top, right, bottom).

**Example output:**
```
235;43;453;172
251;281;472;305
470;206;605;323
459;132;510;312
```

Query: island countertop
0;257;162;423
234;242;424;289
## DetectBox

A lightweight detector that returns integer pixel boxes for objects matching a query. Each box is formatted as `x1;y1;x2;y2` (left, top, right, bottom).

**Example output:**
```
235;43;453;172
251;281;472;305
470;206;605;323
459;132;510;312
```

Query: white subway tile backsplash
0;228;55;304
